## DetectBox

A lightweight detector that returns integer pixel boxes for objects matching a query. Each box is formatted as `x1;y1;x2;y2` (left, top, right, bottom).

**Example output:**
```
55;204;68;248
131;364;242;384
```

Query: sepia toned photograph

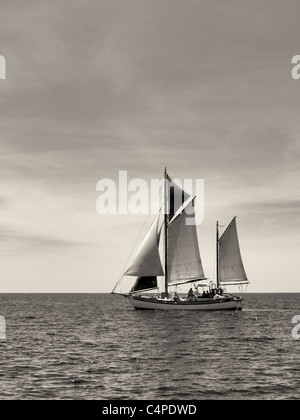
0;0;299;403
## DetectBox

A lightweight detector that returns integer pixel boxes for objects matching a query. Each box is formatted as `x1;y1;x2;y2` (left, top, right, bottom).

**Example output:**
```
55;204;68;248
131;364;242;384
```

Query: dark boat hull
129;295;243;311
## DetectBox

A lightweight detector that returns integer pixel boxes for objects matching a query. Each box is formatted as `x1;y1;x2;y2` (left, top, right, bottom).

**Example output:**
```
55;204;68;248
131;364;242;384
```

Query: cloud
0;0;300;291
245;199;300;213
0;226;84;252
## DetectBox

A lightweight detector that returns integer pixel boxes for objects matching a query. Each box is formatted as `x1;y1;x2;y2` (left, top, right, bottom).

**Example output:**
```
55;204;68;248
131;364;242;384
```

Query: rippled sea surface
0;293;300;400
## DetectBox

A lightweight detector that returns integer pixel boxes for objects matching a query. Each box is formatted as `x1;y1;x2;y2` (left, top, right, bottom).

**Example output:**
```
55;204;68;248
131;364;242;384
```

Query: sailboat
112;169;249;310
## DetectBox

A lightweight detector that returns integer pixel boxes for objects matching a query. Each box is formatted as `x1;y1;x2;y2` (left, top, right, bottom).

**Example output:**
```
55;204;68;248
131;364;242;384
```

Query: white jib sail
124;215;164;277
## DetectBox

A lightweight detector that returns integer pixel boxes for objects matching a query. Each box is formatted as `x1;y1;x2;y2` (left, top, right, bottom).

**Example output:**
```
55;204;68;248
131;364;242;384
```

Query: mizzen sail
218;217;248;285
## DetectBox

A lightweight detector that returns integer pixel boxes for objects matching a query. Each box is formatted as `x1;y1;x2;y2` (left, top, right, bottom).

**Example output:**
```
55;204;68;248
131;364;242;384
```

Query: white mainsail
124;216;164;277
218;217;248;285
167;200;206;284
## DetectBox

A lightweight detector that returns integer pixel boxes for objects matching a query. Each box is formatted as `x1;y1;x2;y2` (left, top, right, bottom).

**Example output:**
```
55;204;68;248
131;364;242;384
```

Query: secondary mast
216;221;220;288
164;167;169;297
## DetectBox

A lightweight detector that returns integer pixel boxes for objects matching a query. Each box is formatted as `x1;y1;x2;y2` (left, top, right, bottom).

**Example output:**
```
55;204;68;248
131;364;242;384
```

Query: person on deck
173;292;180;302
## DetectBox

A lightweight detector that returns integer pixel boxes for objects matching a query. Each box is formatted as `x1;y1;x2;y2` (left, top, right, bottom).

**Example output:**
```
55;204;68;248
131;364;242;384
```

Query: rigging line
218;224;225;238
212;244;216;284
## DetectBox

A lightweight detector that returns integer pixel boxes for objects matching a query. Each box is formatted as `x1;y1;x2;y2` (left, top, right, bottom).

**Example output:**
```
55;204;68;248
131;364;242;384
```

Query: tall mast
216;221;220;288
164;167;169;297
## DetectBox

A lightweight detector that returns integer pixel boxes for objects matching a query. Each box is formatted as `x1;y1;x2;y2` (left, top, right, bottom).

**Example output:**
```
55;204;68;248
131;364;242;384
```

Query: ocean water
0;293;299;400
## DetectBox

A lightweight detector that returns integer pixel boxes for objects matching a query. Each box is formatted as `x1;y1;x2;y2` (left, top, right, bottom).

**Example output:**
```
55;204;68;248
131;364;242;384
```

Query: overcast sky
0;0;299;292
